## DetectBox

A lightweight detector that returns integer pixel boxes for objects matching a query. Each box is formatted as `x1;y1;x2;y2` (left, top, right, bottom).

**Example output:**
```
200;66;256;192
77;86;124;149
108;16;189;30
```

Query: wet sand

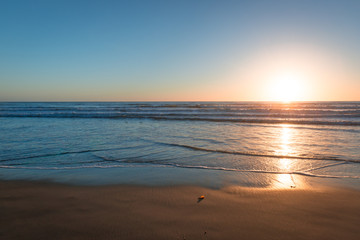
1;180;360;240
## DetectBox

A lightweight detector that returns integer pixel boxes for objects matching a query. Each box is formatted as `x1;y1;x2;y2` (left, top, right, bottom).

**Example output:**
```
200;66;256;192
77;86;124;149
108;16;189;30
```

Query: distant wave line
2;111;360;118
1;114;359;126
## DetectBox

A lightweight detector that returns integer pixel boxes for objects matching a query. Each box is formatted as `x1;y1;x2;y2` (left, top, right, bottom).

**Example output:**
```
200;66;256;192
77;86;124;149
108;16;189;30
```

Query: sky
1;0;359;101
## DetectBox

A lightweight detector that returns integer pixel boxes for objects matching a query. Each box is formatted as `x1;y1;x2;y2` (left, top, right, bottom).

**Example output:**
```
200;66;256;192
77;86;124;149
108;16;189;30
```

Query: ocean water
0;102;360;189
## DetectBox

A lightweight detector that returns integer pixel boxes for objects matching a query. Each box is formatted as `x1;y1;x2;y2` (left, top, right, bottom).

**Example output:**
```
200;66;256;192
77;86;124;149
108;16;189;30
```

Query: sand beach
1;180;360;240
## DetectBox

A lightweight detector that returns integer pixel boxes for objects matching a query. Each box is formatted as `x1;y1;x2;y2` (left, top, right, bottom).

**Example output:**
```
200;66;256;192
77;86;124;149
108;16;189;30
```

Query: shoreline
1;180;360;239
3;163;359;191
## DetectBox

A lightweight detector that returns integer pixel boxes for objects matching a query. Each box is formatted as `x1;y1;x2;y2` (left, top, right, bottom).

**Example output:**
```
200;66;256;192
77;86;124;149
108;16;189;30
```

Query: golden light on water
279;158;291;170
279;126;291;155
273;124;298;189
276;174;295;188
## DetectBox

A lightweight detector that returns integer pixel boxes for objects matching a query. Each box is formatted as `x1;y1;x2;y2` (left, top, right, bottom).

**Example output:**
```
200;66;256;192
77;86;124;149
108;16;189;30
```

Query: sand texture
1;181;360;240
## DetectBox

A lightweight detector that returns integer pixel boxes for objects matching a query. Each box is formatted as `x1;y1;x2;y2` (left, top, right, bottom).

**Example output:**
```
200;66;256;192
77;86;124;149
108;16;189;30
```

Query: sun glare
269;72;305;102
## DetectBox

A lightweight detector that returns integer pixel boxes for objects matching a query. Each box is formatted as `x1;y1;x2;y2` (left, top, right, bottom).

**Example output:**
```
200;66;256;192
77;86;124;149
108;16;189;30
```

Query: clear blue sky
1;0;359;101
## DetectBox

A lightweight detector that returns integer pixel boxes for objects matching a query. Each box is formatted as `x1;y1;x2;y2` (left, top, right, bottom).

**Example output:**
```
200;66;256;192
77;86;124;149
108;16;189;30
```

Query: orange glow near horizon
268;72;307;102
224;42;360;102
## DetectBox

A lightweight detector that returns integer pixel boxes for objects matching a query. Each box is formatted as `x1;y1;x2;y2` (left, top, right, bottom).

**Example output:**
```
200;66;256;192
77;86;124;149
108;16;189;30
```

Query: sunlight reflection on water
273;125;300;189
1;102;359;189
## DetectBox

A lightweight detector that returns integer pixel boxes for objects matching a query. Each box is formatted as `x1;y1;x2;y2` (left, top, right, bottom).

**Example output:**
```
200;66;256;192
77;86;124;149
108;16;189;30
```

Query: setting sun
268;72;307;102
1;1;360;239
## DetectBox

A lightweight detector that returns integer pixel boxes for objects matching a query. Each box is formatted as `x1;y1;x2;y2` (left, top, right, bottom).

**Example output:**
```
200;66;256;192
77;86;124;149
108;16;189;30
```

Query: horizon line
1;100;360;103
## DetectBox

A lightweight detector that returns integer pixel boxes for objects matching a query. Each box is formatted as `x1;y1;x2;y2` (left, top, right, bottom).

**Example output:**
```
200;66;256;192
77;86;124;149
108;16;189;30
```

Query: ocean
1;102;359;189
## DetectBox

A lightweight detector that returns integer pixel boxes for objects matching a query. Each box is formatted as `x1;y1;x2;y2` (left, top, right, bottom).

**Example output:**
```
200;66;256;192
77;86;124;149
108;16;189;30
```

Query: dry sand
1;180;360;240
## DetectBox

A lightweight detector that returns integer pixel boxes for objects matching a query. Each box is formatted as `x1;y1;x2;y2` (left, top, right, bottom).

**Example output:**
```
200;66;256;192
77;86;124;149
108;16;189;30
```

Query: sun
268;72;306;102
